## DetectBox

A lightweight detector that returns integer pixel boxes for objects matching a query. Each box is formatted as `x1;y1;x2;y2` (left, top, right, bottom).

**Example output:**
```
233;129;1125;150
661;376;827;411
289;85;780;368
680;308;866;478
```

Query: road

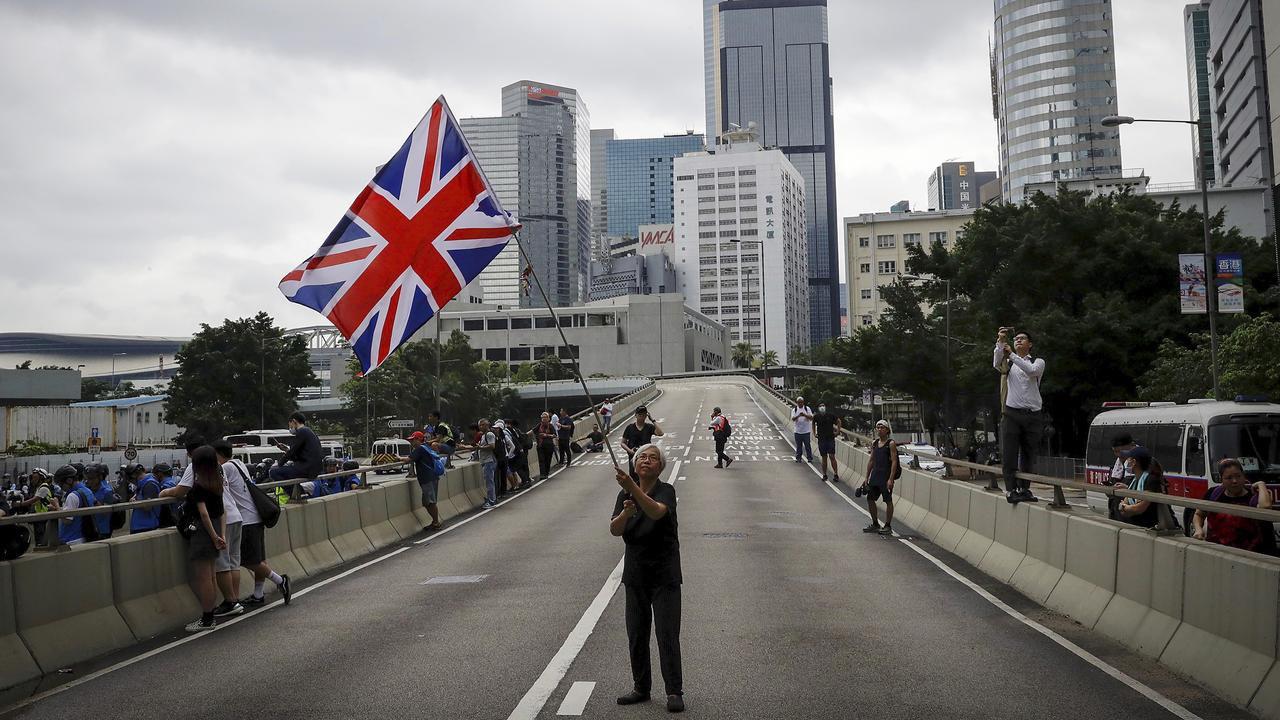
1;379;1258;719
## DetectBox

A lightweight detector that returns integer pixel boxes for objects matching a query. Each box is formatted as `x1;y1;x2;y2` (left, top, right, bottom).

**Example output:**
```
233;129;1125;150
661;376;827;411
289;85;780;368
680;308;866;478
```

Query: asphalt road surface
1;379;1259;719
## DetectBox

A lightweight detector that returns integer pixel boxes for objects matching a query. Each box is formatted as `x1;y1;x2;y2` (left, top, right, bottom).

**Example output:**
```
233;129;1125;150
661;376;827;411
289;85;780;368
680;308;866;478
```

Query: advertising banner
637;224;675;258
1178;253;1207;314
1215;253;1245;313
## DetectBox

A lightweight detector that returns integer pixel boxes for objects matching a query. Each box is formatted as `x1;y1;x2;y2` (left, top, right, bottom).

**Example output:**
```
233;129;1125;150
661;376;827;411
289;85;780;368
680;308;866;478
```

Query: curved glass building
993;0;1123;202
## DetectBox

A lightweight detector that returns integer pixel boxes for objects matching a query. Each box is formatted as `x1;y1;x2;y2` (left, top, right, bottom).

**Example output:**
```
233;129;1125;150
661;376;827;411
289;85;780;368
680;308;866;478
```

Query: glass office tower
992;0;1123;202
710;0;840;344
606;132;706;239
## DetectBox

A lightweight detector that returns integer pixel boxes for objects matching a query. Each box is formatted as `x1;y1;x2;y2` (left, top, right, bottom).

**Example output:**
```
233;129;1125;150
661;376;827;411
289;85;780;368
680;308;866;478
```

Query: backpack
73;487;101;541
722;417;732;438
0;524;30;560
107;491;127;531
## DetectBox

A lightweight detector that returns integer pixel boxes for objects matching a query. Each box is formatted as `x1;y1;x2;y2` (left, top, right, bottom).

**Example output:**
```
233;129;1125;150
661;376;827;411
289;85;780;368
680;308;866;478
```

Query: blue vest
92;484;114;536
58;484;95;545
130;476;162;532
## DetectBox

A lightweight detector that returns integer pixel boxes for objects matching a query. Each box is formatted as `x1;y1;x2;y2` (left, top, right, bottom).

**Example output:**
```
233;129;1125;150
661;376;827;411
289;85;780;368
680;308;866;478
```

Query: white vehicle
1085;398;1280;529
370;438;412;474
321;440;347;459
224;429;293;448
899;443;947;474
231;445;286;468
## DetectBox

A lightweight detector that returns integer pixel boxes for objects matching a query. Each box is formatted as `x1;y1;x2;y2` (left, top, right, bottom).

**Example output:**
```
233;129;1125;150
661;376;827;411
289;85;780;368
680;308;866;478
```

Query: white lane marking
508;460;683;720
742;383;1202;719
898;539;1202;720
0;545;413;714
556;681;596;716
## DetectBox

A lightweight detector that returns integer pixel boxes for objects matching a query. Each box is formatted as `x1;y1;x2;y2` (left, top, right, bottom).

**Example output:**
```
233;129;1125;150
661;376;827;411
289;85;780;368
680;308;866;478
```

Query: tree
165;312;316;443
512;356;574;384
81;379;157;402
753;350;778;368
1139;313;1280;403
731;342;756;369
841;189;1280;454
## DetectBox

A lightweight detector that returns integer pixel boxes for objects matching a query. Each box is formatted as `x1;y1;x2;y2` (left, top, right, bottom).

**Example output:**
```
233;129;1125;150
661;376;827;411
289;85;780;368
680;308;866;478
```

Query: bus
370;438;412;473
1084;398;1280;530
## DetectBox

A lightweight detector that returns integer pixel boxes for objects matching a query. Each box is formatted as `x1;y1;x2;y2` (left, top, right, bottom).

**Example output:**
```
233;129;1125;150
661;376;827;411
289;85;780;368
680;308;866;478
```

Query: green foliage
5;440;76;456
339;330;518;454
512;356;574;383
1139;313;1280;403
165;312;316;443
80;379;158;402
731;342;755;369
843;189;1280;453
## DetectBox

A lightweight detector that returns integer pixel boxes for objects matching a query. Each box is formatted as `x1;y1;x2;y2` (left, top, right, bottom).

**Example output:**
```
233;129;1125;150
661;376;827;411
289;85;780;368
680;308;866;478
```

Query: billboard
637;224;675;258
1215;253;1245;313
1178;253;1207;314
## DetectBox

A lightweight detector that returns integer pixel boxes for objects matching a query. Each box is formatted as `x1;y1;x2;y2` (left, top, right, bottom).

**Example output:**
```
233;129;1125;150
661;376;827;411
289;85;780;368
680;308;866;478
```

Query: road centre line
507;458;683;720
740;385;1201;720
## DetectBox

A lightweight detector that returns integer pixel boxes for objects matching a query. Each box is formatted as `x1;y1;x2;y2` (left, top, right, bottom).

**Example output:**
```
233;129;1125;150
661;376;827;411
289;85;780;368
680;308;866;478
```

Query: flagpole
509;229;622;471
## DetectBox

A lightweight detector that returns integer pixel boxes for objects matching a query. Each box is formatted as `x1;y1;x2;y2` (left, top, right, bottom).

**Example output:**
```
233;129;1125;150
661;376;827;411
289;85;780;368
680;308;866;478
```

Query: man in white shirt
993;328;1046;504
599;401;614;433
791;397;815;464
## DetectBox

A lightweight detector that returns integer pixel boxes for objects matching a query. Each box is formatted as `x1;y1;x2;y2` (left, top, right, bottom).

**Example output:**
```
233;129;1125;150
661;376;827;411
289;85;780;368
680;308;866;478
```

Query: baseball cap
1120;446;1151;461
875;419;890;428
408;431;426;441
636;405;648;414
493;420;505;429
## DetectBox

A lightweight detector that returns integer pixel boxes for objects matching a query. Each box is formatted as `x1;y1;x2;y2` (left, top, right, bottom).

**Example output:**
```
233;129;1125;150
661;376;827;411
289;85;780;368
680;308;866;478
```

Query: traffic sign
91;427;100;439
387;419;416;429
124;445;138;462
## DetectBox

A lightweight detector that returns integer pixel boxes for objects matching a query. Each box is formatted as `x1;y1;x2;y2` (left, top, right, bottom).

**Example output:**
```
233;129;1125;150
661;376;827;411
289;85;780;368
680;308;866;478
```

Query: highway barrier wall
0;381;659;692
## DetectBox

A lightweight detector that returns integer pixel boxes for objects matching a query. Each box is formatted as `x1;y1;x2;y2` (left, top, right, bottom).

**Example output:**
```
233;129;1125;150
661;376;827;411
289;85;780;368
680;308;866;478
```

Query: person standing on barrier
610;443;685;713
1193;459;1276;553
709;407;733;469
994;328;1045;504
813;402;842;482
408;431;444;531
182;446;227;632
535;412;557;480
861;420;898;535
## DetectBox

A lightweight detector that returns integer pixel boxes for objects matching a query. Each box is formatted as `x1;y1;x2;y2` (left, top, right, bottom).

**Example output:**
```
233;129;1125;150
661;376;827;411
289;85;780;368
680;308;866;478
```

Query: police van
1085;398;1280;529
224;430;346;460
371;438;412;474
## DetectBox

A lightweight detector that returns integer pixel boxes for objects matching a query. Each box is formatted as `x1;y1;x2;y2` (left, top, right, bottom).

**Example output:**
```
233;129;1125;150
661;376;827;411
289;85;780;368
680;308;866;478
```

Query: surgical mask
818;406;826;413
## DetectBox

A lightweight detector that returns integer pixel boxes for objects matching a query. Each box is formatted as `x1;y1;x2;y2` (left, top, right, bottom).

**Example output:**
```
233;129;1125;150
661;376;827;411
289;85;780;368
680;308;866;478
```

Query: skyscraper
1208;0;1274;211
706;0;839;344
927;161;998;210
606;132;706;239
464;82;590;308
1185;2;1216;188
992;0;1123;203
591;128;614;247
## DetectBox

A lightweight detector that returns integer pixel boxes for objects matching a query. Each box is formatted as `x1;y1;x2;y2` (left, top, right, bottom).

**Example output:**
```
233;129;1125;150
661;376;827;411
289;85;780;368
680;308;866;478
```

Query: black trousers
558;437;572;464
537;444;555;477
714;436;731;465
1001;408;1042;493
625;583;683;697
514;453;532;485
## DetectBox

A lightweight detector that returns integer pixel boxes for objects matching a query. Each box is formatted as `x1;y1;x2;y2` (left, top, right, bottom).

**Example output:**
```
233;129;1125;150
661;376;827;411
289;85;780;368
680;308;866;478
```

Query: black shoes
1006;491;1021;504
667;694;685;713
862;523;880;533
279;574;292;605
724;458;733;468
242;595;266;608
1021;489;1040;502
714;464;723;469
617;690;650;705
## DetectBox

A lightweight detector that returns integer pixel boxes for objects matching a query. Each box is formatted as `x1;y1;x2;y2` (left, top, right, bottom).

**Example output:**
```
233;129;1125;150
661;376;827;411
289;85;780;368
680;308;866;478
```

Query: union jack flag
279;96;518;373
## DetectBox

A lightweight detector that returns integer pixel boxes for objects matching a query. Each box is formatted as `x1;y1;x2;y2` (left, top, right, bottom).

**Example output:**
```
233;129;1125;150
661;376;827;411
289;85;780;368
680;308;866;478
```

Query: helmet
151;463;173;477
342;459;360;471
30;468;49;480
83;463;105;479
323;456;339;468
71;462;86;479
53;465;78;483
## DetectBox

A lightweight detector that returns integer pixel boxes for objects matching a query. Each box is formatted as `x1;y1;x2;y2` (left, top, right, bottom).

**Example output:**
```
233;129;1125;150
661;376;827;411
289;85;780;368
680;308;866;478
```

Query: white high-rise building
673;132;809;365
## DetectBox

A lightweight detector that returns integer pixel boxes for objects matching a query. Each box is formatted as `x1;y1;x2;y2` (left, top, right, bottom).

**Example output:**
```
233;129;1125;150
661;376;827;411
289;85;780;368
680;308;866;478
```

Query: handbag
176;499;198;539
232;459;281;528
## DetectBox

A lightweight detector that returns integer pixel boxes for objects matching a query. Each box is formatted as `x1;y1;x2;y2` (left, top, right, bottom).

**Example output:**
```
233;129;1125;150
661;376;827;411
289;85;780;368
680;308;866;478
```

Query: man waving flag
279;96;518;373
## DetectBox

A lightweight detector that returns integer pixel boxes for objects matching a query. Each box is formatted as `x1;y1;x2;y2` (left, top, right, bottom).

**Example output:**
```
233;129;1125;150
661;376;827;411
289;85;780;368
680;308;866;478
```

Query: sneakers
878;525;894;535
481;500;496;509
242;595;266;608
667;694;685;713
185;618;216;633
279;574;292;606
724;457;733;468
616;690;650;705
212;601;244;618
714;464;723;469
862;523;881;533
820;474;828;482
854;484;866;498
1020;489;1040;502
832;474;840;483
425;522;444;532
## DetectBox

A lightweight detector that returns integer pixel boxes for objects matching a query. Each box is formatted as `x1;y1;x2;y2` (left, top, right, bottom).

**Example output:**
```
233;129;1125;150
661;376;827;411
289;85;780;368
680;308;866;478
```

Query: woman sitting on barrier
1193;458;1276;554
1114;447;1165;529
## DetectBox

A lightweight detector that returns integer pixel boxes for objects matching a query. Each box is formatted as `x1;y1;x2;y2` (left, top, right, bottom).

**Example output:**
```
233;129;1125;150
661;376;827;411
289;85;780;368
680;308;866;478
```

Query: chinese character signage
1178;253;1207;314
1216;253;1245;313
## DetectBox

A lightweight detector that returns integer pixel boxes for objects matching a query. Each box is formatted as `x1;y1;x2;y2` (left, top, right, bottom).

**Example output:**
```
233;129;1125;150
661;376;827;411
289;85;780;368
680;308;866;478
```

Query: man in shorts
812;402;842;482
408;431;444;531
213;441;290;608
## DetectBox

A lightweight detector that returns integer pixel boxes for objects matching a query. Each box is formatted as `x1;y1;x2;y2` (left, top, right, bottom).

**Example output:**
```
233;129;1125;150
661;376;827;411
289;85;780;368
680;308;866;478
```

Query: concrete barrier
385;478;422;538
437;466;470;520
955;490;997;567
105;530;201;641
1094;530;1183;659
1008;504;1067;604
319;492;374;563
934;482;973;554
1045;515;1118;628
10;543;135;673
0;561;40;690
261;512;306;581
1161;542;1280;707
356;484;402;548
979;499;1029;583
919;474;950;541
285;502;342;576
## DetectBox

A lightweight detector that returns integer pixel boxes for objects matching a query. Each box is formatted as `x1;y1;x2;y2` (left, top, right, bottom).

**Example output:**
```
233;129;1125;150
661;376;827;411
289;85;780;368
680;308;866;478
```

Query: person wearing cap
791;397;815;464
610;443;685;713
621;406;664;462
708;407;733;469
994;327;1046;504
1114;446;1166;528
53;465;95;545
861;420;898;535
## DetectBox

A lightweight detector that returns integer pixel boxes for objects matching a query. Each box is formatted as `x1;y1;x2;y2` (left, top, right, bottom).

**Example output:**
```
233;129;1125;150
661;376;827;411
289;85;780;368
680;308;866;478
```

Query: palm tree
731;342;756;369
760;350;779;367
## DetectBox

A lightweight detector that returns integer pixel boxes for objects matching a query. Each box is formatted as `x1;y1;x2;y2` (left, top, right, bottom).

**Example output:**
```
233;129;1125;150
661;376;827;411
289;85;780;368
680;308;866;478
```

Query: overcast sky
1;0;1188;344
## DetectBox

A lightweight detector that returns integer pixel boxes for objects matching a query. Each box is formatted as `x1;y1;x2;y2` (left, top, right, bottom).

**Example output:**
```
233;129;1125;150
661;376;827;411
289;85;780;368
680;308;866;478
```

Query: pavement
0;379;1260;719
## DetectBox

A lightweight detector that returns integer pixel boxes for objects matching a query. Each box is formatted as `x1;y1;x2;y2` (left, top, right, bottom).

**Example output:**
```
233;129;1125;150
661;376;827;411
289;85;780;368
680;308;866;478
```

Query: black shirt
589;431;604;443
813;412;839;440
613;481;681;586
622;421;657;451
283;426;323;477
187;485;224;521
559;418;575;439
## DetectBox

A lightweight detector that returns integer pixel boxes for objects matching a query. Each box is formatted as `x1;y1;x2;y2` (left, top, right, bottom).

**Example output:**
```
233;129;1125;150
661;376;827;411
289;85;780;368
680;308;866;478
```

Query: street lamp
520;343;553;412
110;353;127;389
731;238;768;384
1102;114;1219;399
900;274;951;446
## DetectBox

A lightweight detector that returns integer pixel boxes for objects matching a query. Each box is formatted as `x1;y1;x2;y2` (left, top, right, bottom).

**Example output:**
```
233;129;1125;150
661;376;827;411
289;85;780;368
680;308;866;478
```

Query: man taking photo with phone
994;327;1045;504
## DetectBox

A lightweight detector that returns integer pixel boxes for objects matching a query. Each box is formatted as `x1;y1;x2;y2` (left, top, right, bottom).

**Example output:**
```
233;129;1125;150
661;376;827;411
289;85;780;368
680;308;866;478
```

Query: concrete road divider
0;561;40;690
10;543;135;673
1094;530;1183;660
385;478;422;538
955;490;998;568
979;498;1029;583
437;466;469;521
356;484;401;549
319;492;374;563
285;502;342;576
105;530;201;641
261;510;306;580
1045;514;1118;629
1008;504;1067;604
934;483;973;554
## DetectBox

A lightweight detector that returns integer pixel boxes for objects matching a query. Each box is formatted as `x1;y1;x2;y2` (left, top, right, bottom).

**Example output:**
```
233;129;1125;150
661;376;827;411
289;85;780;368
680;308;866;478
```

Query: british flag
279;96;518;373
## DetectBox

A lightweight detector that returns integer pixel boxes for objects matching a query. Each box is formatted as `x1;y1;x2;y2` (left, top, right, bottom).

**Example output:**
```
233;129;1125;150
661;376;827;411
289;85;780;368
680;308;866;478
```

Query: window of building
676;175;694;181
903;233;921;246
511;317;532;329
860;289;872;300
719;230;738;237
929;231;948;245
698;220;715;227
862;315;873;326
485;348;507;361
717;170;735;177
740;181;757;188
878;260;897;274
698;184;714;191
738;169;755;175
535;316;557;328
698;208;715;215
740;229;758;236
698;231;717;239
700;293;717;303
697;171;714;179
462;319;484;331
698;196;715;203
876;234;896;249
718;195;734;201
510;346;531;361
718;183;735;189
486;318;508;330
558;345;580;360
719;219;736;225
740;193;757;200
858;236;870;248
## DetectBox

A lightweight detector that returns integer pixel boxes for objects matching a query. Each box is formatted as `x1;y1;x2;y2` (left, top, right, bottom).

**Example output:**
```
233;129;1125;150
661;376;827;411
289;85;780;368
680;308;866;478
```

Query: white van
231;445;287;469
371;438;412;474
1085;398;1280;528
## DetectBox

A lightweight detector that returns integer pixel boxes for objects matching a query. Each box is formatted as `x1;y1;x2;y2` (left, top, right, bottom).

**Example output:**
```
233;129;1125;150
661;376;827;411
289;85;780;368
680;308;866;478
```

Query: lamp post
732;238;767;384
110;353;127;389
260;335;267;430
1102;114;1219;399
901;274;951;445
